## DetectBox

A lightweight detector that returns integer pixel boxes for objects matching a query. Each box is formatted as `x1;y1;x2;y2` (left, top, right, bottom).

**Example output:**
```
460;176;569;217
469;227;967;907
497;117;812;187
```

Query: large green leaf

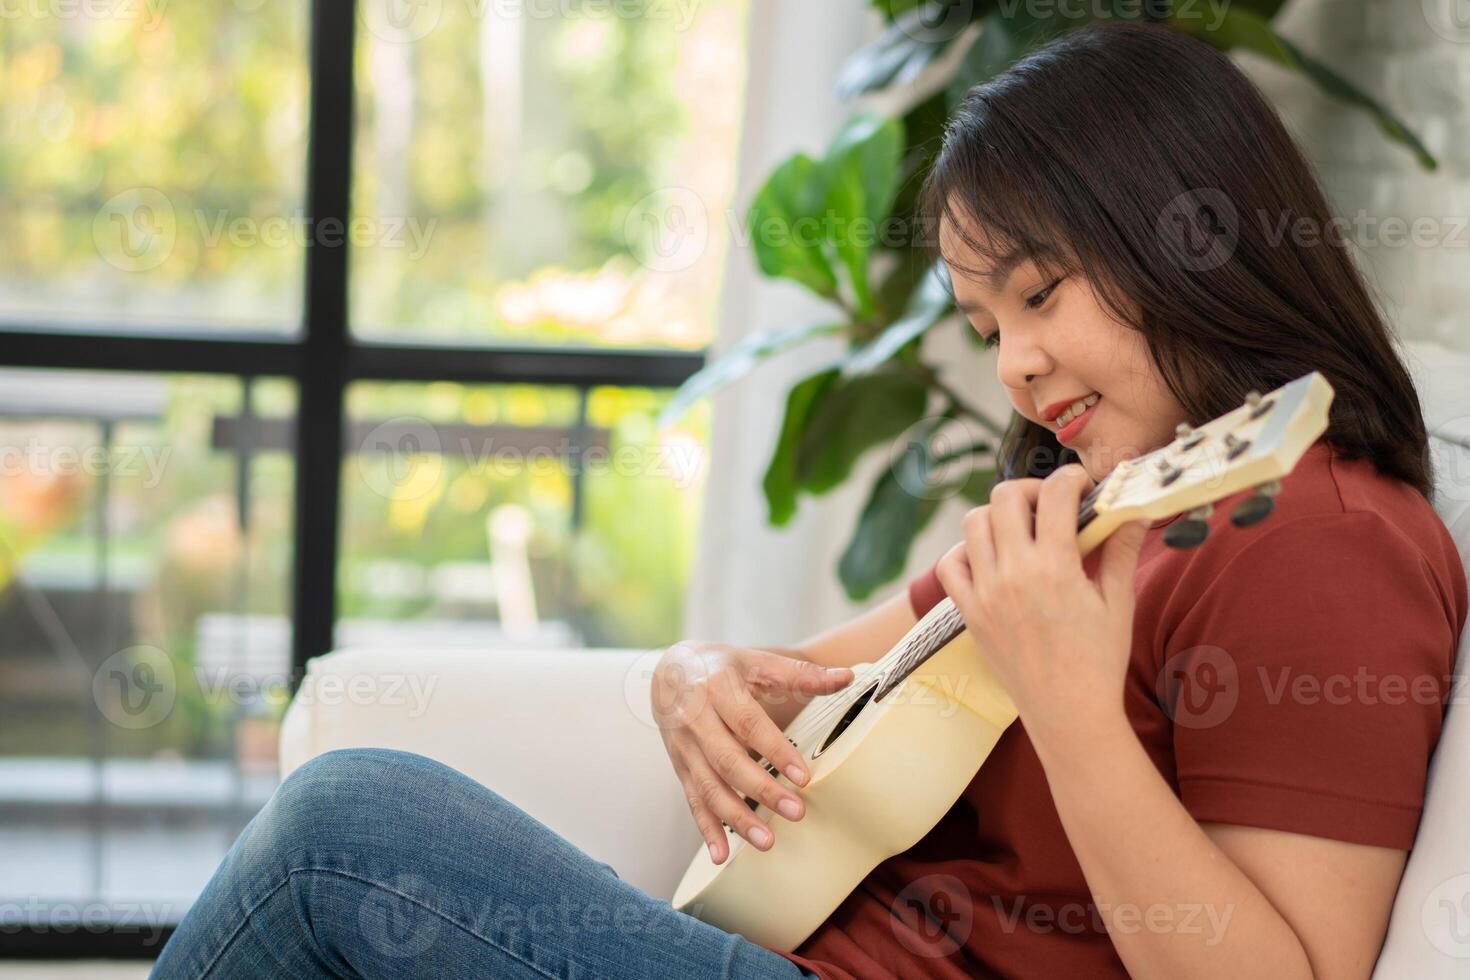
869;0;925;19
826;114;906;235
795;367;930;494
838;434;944;599
1220;0;1288;17
763;368;841;526
656;321;845;428
874;245;935;326
1171;3;1436;170
837;2;987;101
843;261;954;376
748;154;840;298
823;114;905;318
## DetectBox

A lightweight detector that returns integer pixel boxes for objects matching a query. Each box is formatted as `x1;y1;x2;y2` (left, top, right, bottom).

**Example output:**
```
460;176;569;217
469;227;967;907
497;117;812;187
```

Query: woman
154;20;1466;980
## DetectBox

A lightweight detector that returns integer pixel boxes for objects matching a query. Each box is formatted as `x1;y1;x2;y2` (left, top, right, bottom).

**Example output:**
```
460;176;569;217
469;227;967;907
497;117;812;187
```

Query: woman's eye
1024;277;1064;310
980;330;1000;350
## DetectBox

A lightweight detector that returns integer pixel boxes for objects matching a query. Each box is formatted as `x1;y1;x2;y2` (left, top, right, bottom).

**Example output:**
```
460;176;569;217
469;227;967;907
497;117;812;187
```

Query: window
0;0;743;956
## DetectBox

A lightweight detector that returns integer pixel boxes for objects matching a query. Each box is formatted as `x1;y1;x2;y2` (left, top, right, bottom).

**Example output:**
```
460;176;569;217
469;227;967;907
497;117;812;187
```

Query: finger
650;647;719;729
935;542;976;620
987;478;1044;561
960;503;997;583
718;692;815;789
673;758;731;864
738;648;853;697
1035;464;1092;562
683;748;776;852
691;700;805;822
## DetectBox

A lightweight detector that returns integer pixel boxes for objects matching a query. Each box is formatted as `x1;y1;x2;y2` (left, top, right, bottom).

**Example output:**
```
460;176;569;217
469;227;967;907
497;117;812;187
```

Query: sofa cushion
1374;341;1470;976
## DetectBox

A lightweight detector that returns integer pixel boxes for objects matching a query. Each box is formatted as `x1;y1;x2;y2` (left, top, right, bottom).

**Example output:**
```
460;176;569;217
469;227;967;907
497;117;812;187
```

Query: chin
1078;454;1105;482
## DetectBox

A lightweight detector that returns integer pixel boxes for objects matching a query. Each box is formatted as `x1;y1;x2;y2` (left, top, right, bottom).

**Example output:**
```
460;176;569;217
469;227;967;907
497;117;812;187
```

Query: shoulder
1136;438;1467;654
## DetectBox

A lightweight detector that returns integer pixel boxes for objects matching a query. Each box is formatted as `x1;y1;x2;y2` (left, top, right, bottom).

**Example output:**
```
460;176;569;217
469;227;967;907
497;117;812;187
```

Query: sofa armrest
278;646;698;900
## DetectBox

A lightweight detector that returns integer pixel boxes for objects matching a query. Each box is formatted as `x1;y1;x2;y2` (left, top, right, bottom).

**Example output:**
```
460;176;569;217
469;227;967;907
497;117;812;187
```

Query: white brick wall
1235;0;1470;353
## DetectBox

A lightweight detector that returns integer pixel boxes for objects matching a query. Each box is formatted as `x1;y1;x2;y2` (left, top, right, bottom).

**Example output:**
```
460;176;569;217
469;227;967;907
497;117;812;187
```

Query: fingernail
707;842;720;863
777;798;802;821
784;763;808;786
749;826;772;848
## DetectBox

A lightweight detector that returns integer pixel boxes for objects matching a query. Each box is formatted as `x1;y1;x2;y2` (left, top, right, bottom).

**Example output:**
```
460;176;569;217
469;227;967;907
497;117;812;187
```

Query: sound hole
815;684;878;756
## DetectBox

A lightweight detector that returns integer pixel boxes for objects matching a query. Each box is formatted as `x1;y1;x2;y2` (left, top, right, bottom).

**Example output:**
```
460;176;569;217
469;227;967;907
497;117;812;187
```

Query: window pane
340;380;708;649
0;370;296;932
351;0;748;348
0;7;309;332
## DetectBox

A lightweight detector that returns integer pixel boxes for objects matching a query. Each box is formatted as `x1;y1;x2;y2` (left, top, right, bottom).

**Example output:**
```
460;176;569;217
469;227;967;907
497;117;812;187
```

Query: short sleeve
908;561;946;619
1163;511;1460;850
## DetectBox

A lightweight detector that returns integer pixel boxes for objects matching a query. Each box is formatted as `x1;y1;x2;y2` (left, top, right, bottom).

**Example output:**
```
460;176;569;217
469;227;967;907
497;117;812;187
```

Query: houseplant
659;0;1437;600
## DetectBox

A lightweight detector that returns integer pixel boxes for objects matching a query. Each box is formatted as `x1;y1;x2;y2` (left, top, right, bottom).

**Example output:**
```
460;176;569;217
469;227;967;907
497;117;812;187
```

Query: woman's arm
747;588;920;730
1035;718;1405;980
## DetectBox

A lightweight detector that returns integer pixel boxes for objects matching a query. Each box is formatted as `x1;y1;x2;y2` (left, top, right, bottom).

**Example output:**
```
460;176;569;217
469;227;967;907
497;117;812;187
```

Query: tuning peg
1230;479;1281;527
1223;432;1250;460
1163;505;1213;549
1245;389;1275;420
1151;455;1184;486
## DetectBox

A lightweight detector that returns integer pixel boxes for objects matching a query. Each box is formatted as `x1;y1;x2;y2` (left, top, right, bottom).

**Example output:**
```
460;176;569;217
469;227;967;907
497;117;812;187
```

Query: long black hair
919;20;1432;498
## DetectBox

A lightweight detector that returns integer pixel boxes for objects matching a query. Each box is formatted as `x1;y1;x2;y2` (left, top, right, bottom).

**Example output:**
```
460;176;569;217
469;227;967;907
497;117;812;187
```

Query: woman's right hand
651;641;854;864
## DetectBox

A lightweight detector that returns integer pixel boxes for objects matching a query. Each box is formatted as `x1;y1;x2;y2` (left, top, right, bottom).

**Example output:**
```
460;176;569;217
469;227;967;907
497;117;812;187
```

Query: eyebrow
952;247;1038;314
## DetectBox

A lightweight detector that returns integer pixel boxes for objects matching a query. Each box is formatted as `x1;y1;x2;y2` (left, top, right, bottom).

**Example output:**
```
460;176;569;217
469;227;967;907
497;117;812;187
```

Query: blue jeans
152;748;814;979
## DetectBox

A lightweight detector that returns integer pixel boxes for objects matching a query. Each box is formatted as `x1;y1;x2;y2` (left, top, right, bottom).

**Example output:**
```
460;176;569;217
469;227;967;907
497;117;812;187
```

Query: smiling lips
1041;391;1098;423
1055;394;1101;443
1054;392;1100;428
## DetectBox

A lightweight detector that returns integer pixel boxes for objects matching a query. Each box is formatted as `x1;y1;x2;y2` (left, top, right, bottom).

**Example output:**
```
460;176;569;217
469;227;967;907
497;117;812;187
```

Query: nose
994;327;1052;390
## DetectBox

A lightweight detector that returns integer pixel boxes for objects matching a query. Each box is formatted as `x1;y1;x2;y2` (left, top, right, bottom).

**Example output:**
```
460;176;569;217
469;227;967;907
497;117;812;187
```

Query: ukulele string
774;476;1114;752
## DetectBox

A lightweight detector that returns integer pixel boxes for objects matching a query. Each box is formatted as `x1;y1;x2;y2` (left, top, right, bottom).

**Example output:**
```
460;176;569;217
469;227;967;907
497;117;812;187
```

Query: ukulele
672;370;1335;951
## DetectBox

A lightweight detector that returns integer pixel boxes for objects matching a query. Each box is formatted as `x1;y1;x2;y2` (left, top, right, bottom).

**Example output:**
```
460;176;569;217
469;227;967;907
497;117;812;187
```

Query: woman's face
939;213;1188;482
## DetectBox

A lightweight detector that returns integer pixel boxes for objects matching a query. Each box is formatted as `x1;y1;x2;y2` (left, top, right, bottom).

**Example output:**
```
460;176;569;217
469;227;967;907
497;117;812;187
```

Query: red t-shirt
770;437;1467;979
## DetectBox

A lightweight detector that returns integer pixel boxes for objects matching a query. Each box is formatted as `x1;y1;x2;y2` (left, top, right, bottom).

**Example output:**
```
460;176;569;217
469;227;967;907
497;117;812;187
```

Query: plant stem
933;441;990;466
932;379;1005;437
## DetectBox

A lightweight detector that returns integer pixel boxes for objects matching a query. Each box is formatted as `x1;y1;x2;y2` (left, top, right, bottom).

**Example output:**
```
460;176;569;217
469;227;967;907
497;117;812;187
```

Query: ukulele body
671;629;1018;952
671;371;1335;953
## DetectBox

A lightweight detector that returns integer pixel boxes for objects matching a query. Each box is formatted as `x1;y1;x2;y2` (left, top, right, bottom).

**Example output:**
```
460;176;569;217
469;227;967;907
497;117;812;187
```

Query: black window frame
0;0;703;959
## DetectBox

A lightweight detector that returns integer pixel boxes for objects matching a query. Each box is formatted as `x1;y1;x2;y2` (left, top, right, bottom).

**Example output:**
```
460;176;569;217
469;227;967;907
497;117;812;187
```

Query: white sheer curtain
681;1;997;648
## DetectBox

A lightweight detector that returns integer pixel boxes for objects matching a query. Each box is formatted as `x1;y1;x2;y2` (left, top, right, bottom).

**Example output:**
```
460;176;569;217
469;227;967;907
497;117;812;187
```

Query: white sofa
280;339;1470;976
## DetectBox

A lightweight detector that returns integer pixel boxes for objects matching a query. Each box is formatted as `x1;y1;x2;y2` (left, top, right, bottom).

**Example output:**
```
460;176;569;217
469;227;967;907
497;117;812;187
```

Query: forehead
939;213;1037;295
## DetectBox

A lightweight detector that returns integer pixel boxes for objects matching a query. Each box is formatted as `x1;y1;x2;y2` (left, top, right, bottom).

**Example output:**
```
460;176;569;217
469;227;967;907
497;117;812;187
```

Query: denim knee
241;748;466;869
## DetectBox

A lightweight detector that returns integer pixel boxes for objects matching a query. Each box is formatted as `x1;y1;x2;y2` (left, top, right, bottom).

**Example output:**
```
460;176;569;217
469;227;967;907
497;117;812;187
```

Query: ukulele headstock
1091;371;1335;548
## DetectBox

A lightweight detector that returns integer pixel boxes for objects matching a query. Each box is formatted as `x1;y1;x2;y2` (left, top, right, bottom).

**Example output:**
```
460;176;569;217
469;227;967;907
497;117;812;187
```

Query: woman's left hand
936;463;1151;757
